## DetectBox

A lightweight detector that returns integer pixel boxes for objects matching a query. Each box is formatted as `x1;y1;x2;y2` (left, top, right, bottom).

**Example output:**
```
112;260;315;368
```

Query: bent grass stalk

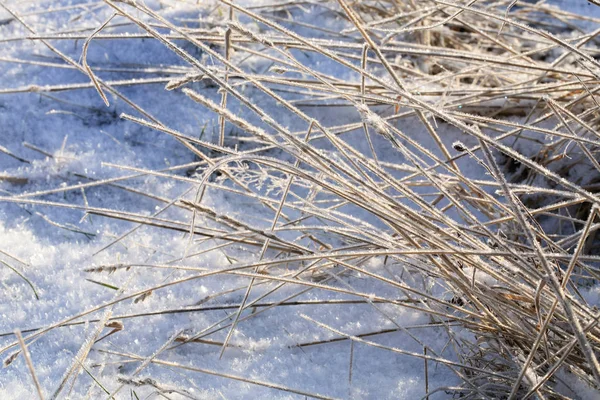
2;0;600;397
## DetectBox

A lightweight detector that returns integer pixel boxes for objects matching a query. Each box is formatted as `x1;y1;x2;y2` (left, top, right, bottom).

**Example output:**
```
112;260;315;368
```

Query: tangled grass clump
2;0;600;398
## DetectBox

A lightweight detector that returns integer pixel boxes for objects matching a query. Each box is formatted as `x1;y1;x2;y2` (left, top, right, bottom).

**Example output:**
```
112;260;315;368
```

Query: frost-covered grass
2;0;600;399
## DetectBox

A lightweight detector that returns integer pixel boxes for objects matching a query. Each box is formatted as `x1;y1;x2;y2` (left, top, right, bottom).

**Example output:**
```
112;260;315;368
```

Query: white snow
0;1;599;399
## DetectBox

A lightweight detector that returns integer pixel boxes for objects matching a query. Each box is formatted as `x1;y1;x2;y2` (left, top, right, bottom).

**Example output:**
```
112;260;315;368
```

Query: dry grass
2;0;600;398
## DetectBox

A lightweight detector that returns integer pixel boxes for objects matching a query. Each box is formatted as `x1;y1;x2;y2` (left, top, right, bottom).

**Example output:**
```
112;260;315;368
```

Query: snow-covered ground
551;0;600;17
1;1;599;399
0;2;458;398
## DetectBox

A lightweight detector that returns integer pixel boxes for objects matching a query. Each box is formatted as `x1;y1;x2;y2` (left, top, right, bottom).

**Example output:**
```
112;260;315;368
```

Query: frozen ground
0;2;460;398
0;1;600;399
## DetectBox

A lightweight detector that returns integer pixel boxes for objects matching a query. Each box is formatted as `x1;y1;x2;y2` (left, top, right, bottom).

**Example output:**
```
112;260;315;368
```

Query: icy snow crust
0;1;598;399
0;2;456;398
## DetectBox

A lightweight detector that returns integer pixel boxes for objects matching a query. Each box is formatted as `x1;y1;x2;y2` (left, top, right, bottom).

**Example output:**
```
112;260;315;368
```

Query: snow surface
0;1;599;399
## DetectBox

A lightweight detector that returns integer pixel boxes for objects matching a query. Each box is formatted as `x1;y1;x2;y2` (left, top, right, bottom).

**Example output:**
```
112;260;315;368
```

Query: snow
0;0;599;399
551;0;600;17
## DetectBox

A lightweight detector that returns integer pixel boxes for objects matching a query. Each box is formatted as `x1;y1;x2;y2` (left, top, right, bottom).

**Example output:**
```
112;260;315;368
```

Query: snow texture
0;1;598;399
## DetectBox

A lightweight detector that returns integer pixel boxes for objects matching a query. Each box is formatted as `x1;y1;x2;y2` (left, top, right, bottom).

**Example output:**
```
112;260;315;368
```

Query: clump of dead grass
2;0;600;398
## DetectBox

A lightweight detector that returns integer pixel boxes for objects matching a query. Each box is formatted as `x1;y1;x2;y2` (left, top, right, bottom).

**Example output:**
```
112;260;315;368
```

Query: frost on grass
1;0;600;399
